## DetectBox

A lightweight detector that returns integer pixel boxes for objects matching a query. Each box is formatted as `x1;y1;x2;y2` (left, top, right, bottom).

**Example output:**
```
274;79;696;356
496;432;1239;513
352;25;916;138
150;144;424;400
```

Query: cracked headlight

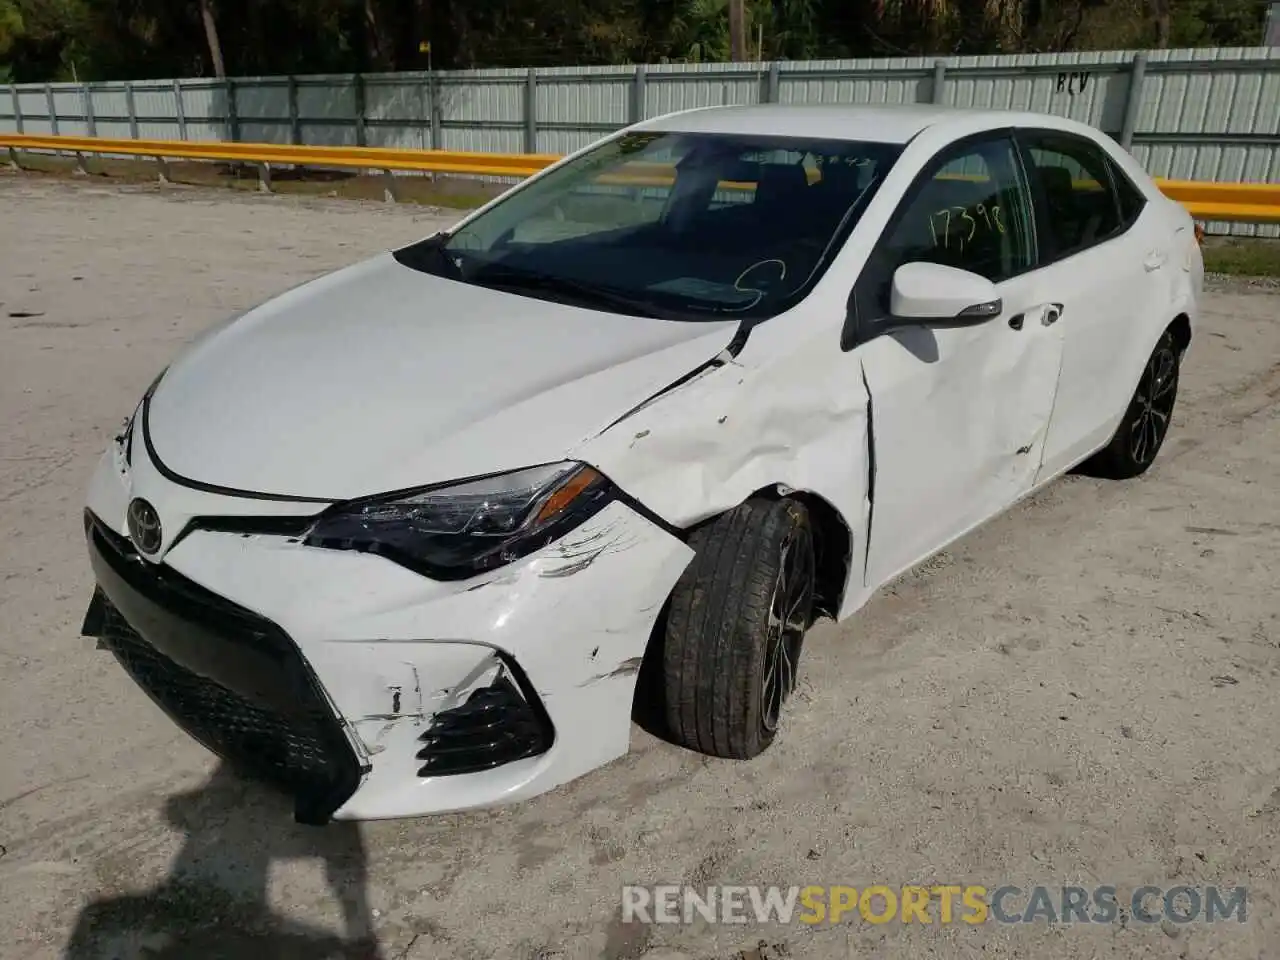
303;461;613;579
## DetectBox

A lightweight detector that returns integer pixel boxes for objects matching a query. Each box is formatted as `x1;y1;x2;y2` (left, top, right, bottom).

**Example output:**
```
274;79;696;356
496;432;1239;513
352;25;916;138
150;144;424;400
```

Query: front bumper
83;516;364;823
82;440;693;821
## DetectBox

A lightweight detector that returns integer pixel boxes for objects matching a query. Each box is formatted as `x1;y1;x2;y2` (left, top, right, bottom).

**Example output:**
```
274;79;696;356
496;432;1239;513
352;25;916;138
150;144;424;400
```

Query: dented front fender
577;331;874;620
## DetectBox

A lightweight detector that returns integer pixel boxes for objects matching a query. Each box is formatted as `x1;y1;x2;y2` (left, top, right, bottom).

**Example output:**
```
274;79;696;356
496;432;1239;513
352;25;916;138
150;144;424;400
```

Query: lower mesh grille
102;600;338;800
85;512;363;824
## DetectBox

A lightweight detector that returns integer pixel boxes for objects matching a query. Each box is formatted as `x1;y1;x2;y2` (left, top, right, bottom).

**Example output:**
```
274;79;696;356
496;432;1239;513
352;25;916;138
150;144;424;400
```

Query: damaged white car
81;104;1202;823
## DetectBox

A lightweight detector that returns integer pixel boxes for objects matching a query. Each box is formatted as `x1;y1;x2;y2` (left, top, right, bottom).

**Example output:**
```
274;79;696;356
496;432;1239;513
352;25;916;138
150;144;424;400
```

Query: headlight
302;461;613;579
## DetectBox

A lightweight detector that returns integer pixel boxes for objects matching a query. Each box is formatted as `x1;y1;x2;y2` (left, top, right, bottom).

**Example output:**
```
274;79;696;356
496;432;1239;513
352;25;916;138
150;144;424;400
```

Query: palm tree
875;0;1029;52
665;0;820;62
198;0;225;76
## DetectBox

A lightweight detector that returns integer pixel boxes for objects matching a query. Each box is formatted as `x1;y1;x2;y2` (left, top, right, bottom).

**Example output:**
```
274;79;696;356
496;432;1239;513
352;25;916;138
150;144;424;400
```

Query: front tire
1084;330;1181;479
662;498;816;760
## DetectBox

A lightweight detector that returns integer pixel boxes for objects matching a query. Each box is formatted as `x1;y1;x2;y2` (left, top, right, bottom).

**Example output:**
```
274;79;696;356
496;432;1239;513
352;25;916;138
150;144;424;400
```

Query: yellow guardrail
0;133;556;178
3;132;1279;223
1152;179;1280;225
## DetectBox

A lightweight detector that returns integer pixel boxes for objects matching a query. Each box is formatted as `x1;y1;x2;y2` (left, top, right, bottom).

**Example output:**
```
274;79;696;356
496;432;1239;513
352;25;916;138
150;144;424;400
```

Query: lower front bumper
83;515;364;824
83;458;694;820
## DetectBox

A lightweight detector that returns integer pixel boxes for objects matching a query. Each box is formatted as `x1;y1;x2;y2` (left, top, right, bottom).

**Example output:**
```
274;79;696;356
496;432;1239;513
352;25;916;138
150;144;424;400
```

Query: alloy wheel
1129;343;1178;465
761;530;815;734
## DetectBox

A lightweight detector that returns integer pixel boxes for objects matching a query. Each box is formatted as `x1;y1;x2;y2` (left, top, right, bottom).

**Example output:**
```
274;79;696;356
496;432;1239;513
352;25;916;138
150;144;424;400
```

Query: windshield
395;130;902;321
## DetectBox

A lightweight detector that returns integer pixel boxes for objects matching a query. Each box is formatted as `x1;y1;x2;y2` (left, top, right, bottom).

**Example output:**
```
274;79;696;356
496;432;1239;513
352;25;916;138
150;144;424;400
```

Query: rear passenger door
1016;130;1165;479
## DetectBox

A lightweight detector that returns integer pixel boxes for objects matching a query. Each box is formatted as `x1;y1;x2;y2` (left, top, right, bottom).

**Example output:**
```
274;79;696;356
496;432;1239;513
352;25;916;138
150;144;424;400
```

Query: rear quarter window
1109;158;1149;226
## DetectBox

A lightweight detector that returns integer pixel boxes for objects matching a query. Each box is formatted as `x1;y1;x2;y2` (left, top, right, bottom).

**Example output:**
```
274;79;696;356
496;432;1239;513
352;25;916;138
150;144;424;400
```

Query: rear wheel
662;498;816;760
1084;330;1180;479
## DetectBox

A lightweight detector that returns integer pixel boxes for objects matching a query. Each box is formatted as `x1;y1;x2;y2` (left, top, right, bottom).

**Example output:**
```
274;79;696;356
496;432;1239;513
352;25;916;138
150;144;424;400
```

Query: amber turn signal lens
534;466;603;524
1194;223;1206;245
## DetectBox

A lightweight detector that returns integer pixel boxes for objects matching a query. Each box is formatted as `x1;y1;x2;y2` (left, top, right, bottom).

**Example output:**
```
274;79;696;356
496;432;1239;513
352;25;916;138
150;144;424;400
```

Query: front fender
575;336;875;620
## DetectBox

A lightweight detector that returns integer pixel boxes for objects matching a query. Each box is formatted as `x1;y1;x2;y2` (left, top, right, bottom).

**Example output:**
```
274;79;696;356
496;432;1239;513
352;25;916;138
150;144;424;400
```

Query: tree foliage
0;0;1271;83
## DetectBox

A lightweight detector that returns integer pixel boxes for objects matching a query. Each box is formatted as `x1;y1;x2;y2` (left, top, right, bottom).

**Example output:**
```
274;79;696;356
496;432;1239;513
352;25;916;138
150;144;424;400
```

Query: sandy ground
1;173;1278;960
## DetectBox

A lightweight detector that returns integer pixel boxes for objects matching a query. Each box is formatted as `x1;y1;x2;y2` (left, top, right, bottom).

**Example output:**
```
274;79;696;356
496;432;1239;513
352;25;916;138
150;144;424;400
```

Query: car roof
636;103;1091;146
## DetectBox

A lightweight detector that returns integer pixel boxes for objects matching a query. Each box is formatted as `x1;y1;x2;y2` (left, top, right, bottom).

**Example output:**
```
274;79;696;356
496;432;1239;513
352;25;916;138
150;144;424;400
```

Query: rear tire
662;498;816;760
1084;330;1180;480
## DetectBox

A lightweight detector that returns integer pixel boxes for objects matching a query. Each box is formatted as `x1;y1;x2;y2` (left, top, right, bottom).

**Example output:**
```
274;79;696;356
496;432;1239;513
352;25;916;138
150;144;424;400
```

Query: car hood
145;253;740;501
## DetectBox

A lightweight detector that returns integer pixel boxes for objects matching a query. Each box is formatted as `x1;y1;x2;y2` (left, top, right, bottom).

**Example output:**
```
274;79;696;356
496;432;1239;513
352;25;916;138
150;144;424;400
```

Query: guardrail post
1119;52;1148;151
258;161;272;193
287;76;301;144
9;84;22;134
46;83;59;136
766;62;781;103
173;79;188;141
156;155;170;185
631;64;647;123
354;73;368;147
383;169;400;204
7;146;19;171
524;67;538;154
225;78;240;142
931;59;948;104
124;81;139;139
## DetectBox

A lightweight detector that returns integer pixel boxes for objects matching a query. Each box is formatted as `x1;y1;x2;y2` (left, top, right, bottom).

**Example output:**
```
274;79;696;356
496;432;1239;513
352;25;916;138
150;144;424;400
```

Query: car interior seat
1039;164;1108;252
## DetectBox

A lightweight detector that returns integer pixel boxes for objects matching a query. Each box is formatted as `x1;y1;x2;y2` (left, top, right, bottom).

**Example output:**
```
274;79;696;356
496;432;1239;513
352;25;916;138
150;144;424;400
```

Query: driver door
850;134;1066;591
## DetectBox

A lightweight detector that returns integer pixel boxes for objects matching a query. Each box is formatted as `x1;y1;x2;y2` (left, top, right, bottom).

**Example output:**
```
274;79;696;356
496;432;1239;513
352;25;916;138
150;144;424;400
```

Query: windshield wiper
467;264;680;320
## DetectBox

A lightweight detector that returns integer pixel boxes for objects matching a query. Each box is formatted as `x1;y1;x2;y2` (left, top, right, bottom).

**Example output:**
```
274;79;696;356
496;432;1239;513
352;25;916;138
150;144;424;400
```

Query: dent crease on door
857;303;1065;592
578;338;875;620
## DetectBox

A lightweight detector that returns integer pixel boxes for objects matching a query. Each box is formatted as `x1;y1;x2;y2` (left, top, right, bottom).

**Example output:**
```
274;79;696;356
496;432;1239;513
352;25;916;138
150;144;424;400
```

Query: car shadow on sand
63;763;384;960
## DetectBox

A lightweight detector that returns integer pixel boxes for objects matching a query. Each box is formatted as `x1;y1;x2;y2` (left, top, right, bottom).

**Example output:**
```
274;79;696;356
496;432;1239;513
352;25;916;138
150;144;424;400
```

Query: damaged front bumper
82;450;693;822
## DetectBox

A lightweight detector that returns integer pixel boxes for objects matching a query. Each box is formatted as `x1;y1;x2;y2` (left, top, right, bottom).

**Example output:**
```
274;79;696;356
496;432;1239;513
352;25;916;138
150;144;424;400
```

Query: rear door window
1020;133;1127;260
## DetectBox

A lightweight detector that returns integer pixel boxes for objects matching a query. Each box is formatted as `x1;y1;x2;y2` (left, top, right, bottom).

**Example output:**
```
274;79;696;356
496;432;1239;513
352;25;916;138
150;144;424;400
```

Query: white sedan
81;104;1202;822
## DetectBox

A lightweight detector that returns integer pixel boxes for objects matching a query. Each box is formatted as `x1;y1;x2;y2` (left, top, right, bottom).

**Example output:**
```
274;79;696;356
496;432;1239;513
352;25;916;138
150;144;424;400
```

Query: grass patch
5;149;503;210
1201;238;1280;278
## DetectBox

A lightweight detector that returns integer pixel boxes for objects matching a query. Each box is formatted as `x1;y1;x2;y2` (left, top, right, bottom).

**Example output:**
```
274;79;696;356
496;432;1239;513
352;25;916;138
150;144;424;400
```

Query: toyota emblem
127;498;163;555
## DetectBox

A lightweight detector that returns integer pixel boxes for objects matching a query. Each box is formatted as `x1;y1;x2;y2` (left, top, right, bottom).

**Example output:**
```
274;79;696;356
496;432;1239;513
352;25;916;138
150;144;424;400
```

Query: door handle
1043;302;1064;326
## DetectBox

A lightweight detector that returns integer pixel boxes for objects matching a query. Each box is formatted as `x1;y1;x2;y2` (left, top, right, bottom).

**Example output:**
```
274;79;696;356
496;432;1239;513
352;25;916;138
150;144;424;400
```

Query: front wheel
662;498;816;760
1084;330;1181;480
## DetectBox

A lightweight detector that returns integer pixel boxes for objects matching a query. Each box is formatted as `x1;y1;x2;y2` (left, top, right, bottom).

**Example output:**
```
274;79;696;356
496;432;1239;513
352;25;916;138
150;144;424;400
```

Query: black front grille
84;513;364;824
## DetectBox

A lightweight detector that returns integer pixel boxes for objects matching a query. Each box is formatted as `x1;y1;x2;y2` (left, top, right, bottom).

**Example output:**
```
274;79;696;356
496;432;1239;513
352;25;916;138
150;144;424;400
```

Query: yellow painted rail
3;132;1278;224
1153;179;1280;226
0;133;556;178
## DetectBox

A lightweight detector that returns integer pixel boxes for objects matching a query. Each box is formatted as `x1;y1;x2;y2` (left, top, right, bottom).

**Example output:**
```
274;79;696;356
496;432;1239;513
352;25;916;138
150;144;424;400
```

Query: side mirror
884;262;1002;330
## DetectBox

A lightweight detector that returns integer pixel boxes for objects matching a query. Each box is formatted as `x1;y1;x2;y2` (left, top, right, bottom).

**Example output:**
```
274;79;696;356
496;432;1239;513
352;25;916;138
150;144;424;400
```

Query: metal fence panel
183;121;228;142
365;76;430;123
235;79;289;120
297;76;357;123
440;76;523;125
131;82;177;119
178;81;224;121
4;47;1279;237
